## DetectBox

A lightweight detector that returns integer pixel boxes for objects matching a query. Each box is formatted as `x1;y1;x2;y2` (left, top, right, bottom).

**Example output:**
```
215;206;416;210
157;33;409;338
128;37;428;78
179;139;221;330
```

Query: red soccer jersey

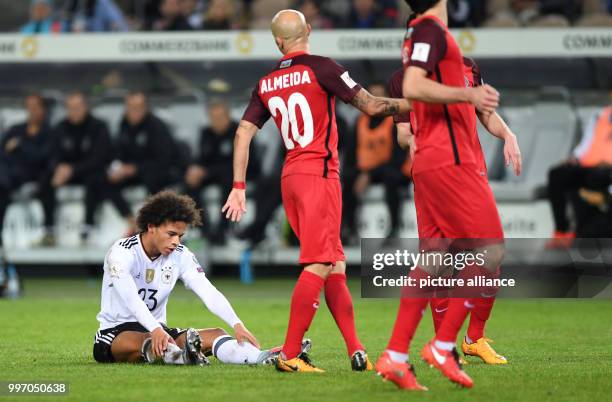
242;51;362;179
401;15;478;175
387;57;488;175
462;57;487;175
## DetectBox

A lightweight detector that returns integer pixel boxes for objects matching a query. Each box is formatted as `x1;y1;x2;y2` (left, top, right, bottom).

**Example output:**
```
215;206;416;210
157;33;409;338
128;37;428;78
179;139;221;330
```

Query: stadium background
0;1;611;401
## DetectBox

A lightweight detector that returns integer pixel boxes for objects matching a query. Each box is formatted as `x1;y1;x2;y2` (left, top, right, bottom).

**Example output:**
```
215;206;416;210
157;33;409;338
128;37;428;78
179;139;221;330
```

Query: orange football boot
375;352;427;391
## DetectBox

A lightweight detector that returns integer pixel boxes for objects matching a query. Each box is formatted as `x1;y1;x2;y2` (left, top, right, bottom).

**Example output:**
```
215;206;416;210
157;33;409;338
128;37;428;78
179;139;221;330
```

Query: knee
211;327;228;338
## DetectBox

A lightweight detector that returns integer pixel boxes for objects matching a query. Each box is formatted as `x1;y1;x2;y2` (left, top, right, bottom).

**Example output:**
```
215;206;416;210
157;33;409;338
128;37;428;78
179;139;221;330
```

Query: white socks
162;343;186;364
212;335;262;364
434;340;455;351
386;350;409;363
143;341;186;364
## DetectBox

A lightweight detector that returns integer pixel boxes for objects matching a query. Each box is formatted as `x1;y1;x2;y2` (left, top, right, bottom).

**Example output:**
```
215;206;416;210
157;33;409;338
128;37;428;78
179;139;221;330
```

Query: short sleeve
387;69;411;124
241;84;271;128
313;57;362;103
106;245;135;279
407;20;447;74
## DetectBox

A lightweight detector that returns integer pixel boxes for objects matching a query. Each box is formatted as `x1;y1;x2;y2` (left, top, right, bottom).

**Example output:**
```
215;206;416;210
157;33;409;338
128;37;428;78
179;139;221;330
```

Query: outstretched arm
403;66;499;115
350;88;411;117
478;111;522;176
182;267;260;347
221;120;259;222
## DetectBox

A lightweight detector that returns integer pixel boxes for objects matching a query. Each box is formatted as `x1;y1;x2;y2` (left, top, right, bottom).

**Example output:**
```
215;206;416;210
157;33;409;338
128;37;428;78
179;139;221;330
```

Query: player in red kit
375;0;507;390
222;9;412;373
386;55;522;368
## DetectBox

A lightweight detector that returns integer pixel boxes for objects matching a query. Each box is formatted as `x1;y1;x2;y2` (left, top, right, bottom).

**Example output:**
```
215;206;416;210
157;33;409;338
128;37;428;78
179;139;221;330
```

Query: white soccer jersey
97;234;241;332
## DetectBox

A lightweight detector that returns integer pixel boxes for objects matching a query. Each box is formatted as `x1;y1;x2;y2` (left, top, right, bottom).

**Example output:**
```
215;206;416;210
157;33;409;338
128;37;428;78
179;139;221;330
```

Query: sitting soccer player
93;190;308;365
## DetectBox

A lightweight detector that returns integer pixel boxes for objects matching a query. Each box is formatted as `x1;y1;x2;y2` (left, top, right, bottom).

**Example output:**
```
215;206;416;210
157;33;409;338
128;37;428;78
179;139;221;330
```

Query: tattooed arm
350;88;411;117
403;66;499;115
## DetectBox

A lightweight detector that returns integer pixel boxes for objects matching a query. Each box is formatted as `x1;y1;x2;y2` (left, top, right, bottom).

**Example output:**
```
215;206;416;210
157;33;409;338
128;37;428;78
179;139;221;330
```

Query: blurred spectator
0;95;53;249
320;0;351;25
104;92;181;234
181;0;204;29
60;0;129;32
146;0;193;30
546;103;612;247
295;0;334;29
341;83;409;244
344;0;397;28
508;0;581;25
538;0;582;23
143;0;162;29
202;0;236;30
21;0;64;34
448;0;486;27
38;92;112;246
184;100;256;244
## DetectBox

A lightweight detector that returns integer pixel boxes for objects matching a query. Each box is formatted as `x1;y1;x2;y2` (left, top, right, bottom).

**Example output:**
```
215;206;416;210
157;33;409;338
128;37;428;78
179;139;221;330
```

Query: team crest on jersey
145;269;155;283
279;59;292;69
161;266;173;284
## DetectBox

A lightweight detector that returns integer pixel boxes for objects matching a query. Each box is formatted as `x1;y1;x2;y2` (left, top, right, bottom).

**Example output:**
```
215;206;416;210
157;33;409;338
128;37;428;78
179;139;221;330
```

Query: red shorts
413;164;504;240
281;174;345;265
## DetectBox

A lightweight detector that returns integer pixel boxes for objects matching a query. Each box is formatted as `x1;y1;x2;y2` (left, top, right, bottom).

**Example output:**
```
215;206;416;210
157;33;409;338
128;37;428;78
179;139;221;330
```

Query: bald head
271;9;311;54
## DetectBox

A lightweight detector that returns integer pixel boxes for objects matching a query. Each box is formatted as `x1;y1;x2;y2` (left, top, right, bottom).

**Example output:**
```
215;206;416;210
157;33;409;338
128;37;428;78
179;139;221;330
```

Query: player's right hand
468;84;499;115
150;327;175;358
221;188;247;222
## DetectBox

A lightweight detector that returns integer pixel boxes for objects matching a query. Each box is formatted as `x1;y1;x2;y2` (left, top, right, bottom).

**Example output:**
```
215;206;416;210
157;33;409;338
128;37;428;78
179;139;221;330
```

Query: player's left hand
221;188;246;222
504;133;522;176
233;323;260;349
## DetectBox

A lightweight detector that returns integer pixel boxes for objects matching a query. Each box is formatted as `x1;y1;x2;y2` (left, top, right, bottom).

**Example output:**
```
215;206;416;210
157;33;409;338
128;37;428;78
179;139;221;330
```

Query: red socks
387;267;433;353
281;270;325;359
324;273;364;356
387;297;428;353
465;265;499;342
430;297;449;333
435;298;474;343
467;297;495;341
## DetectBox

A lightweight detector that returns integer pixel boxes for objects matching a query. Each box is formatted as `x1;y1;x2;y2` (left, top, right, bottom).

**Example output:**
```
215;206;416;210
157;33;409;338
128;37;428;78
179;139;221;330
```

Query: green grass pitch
1;277;611;402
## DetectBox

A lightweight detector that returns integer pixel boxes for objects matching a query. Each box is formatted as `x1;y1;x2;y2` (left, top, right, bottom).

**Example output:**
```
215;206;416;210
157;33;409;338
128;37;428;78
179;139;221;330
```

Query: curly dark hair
136;191;202;232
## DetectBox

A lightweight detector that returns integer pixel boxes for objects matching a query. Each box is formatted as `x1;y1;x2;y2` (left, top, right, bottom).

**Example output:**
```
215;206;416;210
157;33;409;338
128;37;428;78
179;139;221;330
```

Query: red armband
233;181;246;190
